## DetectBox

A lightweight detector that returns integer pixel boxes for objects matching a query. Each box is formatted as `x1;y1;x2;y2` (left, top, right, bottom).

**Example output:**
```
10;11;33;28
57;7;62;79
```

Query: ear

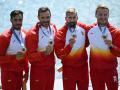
65;16;67;21
95;13;97;18
108;14;109;18
76;16;78;20
10;18;12;22
38;16;40;21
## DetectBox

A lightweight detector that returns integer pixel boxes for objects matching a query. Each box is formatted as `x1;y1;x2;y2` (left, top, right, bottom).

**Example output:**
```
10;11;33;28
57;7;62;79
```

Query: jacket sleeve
110;45;120;57
0;35;16;64
55;30;72;60
110;28;120;57
0;55;15;64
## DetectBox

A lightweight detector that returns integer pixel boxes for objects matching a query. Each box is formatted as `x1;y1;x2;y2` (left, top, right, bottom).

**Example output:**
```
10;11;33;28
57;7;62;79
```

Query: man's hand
16;51;25;60
45;44;53;55
104;39;113;48
57;66;63;73
37;40;53;55
37;48;46;52
23;73;28;83
22;73;28;90
37;45;53;55
69;35;76;47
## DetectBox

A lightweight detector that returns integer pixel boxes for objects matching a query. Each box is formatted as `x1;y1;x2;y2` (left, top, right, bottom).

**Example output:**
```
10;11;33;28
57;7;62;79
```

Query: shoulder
77;22;87;27
106;23;120;36
50;23;57;33
0;30;9;43
28;24;39;35
50;23;56;27
21;28;27;34
55;25;67;40
58;24;67;32
1;29;12;37
88;24;97;32
77;22;90;30
107;24;119;32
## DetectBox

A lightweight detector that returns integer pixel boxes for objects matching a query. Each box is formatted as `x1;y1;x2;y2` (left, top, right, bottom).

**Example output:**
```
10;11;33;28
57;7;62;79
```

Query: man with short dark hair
0;10;29;90
26;7;57;90
88;4;120;90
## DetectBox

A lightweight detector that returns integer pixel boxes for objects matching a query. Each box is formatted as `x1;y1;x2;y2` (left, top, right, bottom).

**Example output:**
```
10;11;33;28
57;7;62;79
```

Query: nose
100;14;107;19
16;19;22;24
70;18;75;22
44;19;49;22
45;17;50;22
101;15;105;19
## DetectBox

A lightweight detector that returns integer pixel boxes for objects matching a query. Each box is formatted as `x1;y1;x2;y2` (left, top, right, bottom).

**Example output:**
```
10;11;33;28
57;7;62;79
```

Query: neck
45;26;49;30
12;27;21;31
98;24;105;27
15;29;20;31
41;26;49;30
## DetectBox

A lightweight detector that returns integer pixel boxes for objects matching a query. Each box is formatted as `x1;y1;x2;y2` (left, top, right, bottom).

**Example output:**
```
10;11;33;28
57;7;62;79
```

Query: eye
18;19;22;21
41;17;45;19
68;17;72;19
98;13;102;16
46;16;50;19
104;14;108;16
73;16;76;19
14;19;17;22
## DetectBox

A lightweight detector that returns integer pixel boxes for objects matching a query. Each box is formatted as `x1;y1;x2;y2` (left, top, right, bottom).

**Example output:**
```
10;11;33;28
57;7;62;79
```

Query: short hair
66;8;77;16
38;7;51;17
10;10;23;19
95;4;109;15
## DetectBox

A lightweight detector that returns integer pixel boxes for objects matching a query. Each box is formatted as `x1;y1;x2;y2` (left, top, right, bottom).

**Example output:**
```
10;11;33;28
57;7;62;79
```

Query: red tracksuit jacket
88;23;120;70
0;29;28;73
55;22;90;67
26;22;57;69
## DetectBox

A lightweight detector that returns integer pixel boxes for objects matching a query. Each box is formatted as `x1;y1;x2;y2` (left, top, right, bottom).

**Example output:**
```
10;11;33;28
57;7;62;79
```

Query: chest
38;26;55;48
88;26;112;50
6;31;26;54
65;26;85;50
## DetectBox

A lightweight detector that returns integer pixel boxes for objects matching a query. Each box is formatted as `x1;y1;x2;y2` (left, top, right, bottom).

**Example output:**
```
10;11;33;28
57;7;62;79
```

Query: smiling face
96;8;109;26
10;13;23;30
65;8;78;28
38;10;51;28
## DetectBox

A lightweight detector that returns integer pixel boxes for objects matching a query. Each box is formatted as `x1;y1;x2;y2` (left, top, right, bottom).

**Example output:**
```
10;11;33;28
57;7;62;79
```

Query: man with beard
88;4;120;90
26;7;57;90
55;8;90;90
0;10;29;90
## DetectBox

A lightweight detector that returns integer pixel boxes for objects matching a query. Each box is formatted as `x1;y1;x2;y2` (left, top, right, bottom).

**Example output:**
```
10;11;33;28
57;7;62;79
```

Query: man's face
65;12;78;28
10;14;23;30
96;8;109;26
38;11;51;28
